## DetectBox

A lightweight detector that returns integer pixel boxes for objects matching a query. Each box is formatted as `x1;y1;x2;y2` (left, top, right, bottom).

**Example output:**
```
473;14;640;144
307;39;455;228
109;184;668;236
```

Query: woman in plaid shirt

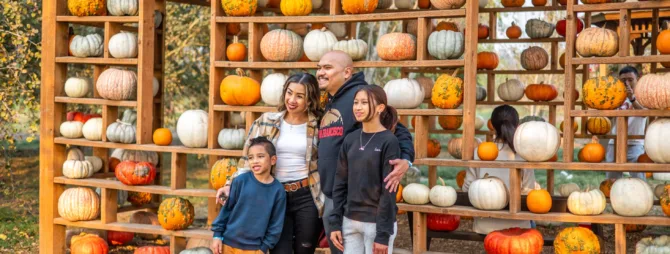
215;73;325;254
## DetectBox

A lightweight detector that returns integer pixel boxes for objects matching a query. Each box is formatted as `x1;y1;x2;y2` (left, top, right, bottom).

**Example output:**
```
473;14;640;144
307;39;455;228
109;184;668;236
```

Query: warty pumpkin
660;184;670;216
96;68;137;101
429;0;465;9
377;33;417;61
506;22;522;39
583;75;626;110
115;161;156;185
226;36;247;61
210;158;238;190
70;233;108;254
58;187;100;221
68;0;107;16
341;0;378;14
635;73;670;109
525;19;554;39
497;78;525;101
220;69;261;106
158;197;195;230
70;34;104;57
484;228;544;254
477;142;498;161
281;0;312;16
221;0;258;16
576;27;619;57
477;51;499;70
525;82;557;101
427;30;464;60
586;117;611;135
520;46;549;71
260;29;303;62
384;78;424;109
431;71;464;109
501;0;524;7
554;227;600;254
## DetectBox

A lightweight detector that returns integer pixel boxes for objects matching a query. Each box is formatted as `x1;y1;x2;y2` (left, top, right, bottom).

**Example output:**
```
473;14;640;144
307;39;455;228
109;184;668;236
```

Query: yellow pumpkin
281;0;312;16
341;0;378;14
210;158;238;190
222;0;258;16
583;76;626;110
554;227;600;254
220;68;261;106
587;117;612;135
68;0;107;16
431;71;463;109
157;197;195;231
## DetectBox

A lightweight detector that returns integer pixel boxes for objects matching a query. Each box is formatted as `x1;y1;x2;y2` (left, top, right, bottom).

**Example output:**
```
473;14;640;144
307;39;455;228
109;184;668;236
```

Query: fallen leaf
0;234;7;240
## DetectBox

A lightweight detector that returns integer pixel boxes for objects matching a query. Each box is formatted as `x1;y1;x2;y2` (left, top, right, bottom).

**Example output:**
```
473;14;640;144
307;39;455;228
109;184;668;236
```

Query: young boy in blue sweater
211;137;286;254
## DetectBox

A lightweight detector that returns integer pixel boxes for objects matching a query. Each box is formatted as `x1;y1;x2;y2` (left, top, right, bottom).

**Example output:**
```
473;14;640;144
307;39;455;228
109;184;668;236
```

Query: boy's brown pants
223;244;264;254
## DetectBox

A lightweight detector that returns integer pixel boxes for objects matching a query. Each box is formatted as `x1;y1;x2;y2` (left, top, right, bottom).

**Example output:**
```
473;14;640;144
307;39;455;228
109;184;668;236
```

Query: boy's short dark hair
619;66;639;77
248;136;276;157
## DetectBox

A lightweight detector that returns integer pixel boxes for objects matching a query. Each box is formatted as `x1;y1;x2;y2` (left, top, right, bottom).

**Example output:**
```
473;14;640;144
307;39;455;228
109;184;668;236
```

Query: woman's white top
275;119;309;183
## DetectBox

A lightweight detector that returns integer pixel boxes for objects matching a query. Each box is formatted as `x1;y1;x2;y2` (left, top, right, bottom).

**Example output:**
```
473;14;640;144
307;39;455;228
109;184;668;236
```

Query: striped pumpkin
576;27;619;57
635;73;670;109
96;68;137;100
586;117;612;135
260;29;303;62
58;187;100;221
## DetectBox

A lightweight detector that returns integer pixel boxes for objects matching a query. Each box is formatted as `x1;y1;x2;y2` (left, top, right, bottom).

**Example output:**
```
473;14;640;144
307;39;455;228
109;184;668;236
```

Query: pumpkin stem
116;119;131;125
483;173;489;178
321;27;328;32
590;135;599;144
235;68;245;76
438;177;446;186
451;68;460;77
233;35;239;44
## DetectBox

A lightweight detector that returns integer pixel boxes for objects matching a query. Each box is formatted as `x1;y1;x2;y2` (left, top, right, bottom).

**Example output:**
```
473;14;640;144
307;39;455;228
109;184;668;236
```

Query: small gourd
63;159;95;179
217;128;246;150
429;177;457;207
82;117;103;141
60;121;84;139
402;183;430;205
64;77;90;98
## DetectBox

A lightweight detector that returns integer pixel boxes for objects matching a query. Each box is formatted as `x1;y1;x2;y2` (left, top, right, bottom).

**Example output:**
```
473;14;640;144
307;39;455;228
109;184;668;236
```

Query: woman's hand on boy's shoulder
211;238;222;254
216;185;231;205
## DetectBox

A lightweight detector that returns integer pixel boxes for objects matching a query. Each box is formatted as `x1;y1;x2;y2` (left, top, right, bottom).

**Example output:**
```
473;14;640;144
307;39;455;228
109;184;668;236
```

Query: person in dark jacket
317;51;414;254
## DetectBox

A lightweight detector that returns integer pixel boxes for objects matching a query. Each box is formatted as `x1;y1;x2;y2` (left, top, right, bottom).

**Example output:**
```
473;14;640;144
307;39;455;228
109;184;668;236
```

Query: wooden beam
412;212;427;254
136;0;156;144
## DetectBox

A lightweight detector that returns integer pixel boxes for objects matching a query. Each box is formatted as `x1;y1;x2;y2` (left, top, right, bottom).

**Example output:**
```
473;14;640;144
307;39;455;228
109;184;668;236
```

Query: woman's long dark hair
491;105;519;153
278;73;324;119
355;85;398;132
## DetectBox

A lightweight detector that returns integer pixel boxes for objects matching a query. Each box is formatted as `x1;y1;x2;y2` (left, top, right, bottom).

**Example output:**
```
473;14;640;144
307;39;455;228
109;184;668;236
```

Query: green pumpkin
520;115;546;124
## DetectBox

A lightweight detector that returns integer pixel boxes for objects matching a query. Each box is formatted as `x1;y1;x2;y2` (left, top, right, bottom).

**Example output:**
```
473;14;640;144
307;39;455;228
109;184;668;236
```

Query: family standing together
207;49;647;253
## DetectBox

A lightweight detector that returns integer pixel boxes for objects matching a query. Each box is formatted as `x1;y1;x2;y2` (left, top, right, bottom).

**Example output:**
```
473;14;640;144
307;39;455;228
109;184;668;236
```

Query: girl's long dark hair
355;85;398;132
278;73;324;119
491;105;519;153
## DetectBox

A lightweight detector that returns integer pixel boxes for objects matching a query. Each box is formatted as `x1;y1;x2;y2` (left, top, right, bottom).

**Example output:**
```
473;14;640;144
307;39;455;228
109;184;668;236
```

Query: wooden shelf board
54;177;216;198
573;1;670;12
55;97;138;107
570;110;670;117
53;218;212;239
414;158;670;171
572;55;670;65
56;16;139;23
213;105;276;113
214;60;464;69
479;6;566;13
397;204;670;226
117;203;159;214
212;105;462;116
401;68;580;74
476;101;581;106
478;38;565;43
53;138;244;157
215;9;466;23
55;56;138;65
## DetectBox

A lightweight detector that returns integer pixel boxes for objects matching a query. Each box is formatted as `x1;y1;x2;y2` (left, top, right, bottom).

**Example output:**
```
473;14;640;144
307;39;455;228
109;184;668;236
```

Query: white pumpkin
109;32;138;58
120;109;137;125
655;183;667;199
106;120;136;144
326;23;347;38
67;147;85;160
312;0;323;9
70;34;104;57
332;39;368;61
557;183;580;197
261;73;288;106
180;247;214;254
63;159;95;179
384;78;424;109
229;112;246;127
610;178;653;217
217;128;245;150
57;187;100;222
429;178;457;207
304;27;338;61
111;149;159;165
497;79;525;101
85;156;104;173
402;183;430;205
177;110;209;148
82;117;103;141
468;174;508;210
395;0;417;9
107;0;139;16
525;19;555;39
95;186;128;207
60;121;84;139
479;0;487;8
64;77;90;98
567;188;606;215
474;116;484;130
154;10;163;28
513;121;560;162
153;76;160;97
427;30;464;60
636;235;670;254
645;118;670;163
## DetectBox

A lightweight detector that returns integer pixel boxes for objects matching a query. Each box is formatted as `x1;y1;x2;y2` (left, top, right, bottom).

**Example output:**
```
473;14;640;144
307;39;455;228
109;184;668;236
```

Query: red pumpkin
484;227;544;254
115;161;157;185
107;231;134;246
134;246;170;254
427;214;460;232
556;18;584;37
427;139;441;158
525;82;558;102
67;111;82;121
478;24;489;39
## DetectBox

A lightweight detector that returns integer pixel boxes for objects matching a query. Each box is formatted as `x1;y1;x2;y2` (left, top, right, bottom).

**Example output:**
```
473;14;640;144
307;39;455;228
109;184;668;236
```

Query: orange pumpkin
558;0;577;5
662;62;670;68
554;227;600;254
376;33;416;61
580;136;606;163
624;224;647;233
311;23;326;30
418;0;431;8
70;233;109;254
396;185;404;202
660;185;670;216
559;53;566;69
599;178;616;198
227;23;241;35
107;230;134;246
506;22;522;39
341;0;378;14
477;52;499;70
226;36;247;61
456;170;466;189
127;191;152;206
658;30;670;54
487;119;494;132
436;21;459;32
477;142;499;161
109;157;121;173
559;120;578;133
638;153;654;163
586;117;612;135
134;246;170;254
501;0;525;7
478;24;489;39
527;189;552;213
438;115;463;130
210;158;238;190
484;228;543;254
532;0;546;6
428;139;441;158
152;128;172;146
115;161;157;185
220;68;261;106
525;82;558;102
157;197;195;230
583;76;627;110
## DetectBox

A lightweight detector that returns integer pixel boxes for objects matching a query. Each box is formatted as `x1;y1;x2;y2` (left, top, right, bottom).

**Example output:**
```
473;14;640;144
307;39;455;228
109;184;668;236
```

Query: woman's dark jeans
271;185;323;254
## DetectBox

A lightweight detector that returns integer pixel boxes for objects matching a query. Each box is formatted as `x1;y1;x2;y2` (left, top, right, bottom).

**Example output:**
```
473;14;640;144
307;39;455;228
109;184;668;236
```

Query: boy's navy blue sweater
211;172;286;253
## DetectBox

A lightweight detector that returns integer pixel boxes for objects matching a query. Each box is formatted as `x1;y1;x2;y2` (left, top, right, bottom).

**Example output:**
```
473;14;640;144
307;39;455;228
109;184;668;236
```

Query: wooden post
652;9;659;72
412;212;427;254
136;0;156;144
100;188;118;224
509;168;521;214
171;236;187;253
210;0;227;224
619;9;631;58
462;0;479;161
616;117;628;164
615;224;626;254
171;153;187;190
416;18;430;62
563;0;577;163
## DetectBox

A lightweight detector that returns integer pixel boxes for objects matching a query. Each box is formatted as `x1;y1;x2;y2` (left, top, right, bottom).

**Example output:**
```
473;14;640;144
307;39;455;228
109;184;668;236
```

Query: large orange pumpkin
477;142;499;161
210;158;238;190
583;76;627;110
70;233;109;254
501;0;525;7
554;227;600;254
341;0;378;14
107;231;134;246
478;24;489;39
220;68;261;106
525;82;558;102
438;115;463;130
456;170;466;189
484;228;543;254
586;117;612;135
431;71;464;109
477;52;499;70
599;178;616;198
226;36;247;61
115;161;157;185
127;191;152;206
527;189;552;214
658;30;670;54
152;128;172;146
428;139;441;158
134;246;170;254
579;136;606;163
436;21;459;32
221;0;258;16
157;197;195;230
